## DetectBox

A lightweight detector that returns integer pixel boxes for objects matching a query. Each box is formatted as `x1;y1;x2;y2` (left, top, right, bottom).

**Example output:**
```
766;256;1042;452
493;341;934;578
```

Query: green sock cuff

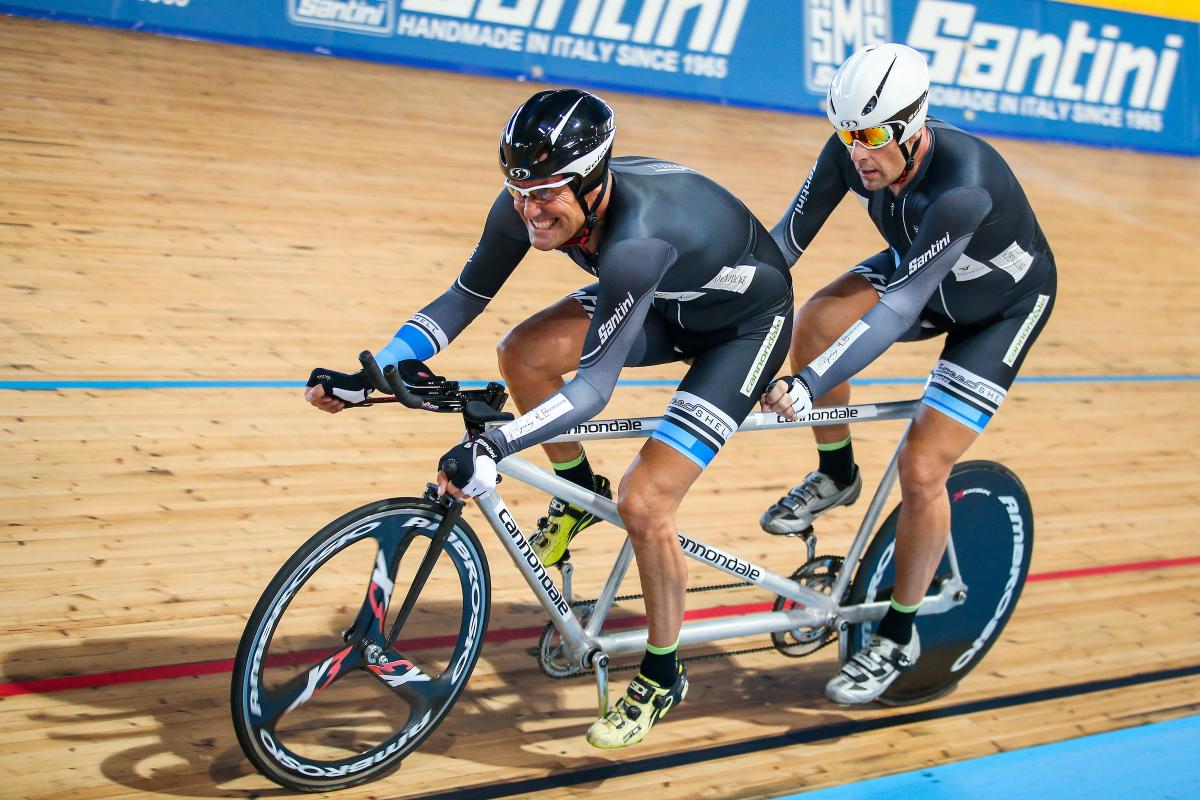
815;435;852;452
645;639;680;656
550;449;587;471
890;597;921;614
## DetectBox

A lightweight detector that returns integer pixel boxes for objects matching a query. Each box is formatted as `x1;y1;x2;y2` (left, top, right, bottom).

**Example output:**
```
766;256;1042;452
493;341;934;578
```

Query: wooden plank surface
2;14;1199;800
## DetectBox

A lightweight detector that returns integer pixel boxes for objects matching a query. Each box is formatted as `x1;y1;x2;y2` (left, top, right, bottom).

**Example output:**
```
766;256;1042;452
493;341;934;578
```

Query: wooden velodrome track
3;13;1199;800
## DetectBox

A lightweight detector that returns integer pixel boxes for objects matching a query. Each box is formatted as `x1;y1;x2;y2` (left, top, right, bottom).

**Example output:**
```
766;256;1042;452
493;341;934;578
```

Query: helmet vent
861;55;898;116
550;96;585;144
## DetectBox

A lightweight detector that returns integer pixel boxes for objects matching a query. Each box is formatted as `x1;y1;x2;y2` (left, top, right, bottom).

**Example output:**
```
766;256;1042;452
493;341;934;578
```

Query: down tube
472;493;589;649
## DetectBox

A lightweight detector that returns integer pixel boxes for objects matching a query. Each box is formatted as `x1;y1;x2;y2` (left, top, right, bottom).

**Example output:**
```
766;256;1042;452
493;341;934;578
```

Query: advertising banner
3;0;1197;154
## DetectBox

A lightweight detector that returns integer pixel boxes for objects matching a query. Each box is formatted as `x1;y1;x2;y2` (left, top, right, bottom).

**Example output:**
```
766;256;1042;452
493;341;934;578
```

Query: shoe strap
783;471;829;505
627;677;656;703
847;637;914;676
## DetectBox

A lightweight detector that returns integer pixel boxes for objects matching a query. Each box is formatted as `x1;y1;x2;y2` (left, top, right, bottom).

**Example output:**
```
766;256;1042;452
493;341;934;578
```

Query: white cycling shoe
760;469;862;535
826;629;920;705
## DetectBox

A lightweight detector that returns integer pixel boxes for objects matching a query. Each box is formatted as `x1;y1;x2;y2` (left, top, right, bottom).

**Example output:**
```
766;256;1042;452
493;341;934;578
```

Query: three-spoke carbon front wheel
231;498;491;792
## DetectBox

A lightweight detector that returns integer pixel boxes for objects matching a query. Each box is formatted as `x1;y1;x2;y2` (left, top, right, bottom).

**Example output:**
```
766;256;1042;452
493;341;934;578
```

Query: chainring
771;555;844;657
536;602;594;678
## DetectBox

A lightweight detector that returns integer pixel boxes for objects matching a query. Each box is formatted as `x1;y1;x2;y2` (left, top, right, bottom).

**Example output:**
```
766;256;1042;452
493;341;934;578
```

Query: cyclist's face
847;136;907;191
508;176;584;251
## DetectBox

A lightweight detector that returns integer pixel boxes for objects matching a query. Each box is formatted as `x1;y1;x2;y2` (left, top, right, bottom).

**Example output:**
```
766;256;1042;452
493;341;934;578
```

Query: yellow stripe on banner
1053;0;1200;23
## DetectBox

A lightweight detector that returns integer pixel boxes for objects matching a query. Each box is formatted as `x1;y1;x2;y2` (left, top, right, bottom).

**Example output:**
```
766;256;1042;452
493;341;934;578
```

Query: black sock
817;436;857;488
876;599;918;646
639;645;680;687
552;448;595;491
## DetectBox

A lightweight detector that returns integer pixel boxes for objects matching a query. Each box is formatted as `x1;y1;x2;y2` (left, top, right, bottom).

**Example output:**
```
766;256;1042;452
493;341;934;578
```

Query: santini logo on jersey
907;232;951;274
647;161;693;173
597;292;635;344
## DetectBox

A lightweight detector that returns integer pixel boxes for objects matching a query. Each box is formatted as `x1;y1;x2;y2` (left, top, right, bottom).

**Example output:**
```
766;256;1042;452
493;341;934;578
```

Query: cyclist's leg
792;254;888;442
499;287;681;565
589;299;792;748
892;406;979;606
829;284;1055;703
761;258;883;534
618;440;702;653
896;285;1056;608
496;293;590;466
497;285;680;464
632;308;792;632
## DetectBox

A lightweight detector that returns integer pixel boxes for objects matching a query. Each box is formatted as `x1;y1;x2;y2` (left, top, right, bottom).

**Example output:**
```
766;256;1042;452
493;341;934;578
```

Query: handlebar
359;350;429;410
355;351;514;430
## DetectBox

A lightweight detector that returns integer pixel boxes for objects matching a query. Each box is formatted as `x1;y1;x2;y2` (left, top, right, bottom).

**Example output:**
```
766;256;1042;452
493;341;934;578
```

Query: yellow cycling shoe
529;474;611;567
586;667;688;749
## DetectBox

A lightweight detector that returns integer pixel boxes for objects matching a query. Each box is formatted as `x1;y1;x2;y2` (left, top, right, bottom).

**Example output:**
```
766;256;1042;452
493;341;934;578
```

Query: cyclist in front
304;89;794;747
759;43;1057;703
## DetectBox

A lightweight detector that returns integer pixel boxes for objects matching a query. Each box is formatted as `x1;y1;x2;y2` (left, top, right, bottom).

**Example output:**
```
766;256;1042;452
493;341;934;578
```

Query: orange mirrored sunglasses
835;126;894;149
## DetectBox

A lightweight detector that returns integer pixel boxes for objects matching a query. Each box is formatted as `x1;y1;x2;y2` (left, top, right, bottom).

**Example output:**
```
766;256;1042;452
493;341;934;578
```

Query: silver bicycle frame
475;400;968;711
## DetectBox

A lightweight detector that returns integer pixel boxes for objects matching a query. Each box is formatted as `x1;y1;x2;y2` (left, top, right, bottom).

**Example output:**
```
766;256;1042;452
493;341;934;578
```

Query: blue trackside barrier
3;0;1196;155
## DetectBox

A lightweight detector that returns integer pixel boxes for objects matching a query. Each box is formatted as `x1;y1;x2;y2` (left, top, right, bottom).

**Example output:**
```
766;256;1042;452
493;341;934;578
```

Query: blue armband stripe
376;324;436;365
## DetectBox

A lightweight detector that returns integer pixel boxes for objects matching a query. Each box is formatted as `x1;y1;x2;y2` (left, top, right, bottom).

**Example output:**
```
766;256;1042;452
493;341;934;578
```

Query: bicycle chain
536;571;839;680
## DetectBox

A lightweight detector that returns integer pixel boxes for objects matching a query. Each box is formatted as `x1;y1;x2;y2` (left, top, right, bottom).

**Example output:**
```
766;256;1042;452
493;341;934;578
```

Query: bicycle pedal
781;528;818;561
763;525;815;538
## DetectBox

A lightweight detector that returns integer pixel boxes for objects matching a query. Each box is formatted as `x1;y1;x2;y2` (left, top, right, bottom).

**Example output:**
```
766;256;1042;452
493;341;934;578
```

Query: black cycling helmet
499;89;616;198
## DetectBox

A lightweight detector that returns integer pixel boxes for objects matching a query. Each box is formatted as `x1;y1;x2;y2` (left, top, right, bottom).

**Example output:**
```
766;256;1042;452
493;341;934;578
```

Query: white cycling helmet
826;43;930;155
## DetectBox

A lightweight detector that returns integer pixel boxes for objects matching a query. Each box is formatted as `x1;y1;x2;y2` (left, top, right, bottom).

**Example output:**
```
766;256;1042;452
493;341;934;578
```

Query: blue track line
0;375;1196;391
395;664;1200;800
771;713;1200;800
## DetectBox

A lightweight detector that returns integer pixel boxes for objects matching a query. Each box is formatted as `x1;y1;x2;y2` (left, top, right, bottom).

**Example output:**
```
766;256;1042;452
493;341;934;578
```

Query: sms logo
803;0;892;93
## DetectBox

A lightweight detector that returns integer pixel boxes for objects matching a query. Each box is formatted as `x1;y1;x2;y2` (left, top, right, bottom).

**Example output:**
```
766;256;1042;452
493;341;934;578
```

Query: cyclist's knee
792;298;843;350
897;443;953;504
498;324;561;380
792;279;877;364
498;301;587;381
497;320;536;375
616;491;670;542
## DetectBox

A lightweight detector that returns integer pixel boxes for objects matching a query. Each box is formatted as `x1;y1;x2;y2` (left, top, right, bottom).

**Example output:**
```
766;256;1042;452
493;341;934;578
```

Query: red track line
3;555;1198;699
1025;555;1200;582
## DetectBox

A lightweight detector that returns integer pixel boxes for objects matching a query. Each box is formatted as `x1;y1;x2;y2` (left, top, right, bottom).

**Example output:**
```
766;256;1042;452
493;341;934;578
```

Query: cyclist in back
759;43;1056;703
304;88;793;747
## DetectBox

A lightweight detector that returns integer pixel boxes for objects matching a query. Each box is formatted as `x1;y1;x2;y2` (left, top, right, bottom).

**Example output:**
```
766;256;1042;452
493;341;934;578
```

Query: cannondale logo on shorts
508;168;532;180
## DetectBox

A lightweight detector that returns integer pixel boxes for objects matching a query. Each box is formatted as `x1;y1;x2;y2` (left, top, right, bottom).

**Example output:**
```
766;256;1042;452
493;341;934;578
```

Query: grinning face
506;176;586;251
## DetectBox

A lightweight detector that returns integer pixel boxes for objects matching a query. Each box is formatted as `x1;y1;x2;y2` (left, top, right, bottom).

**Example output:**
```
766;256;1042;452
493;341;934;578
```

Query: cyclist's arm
797;186;993;396
484;238;676;459
376;192;530;365
770;135;853;266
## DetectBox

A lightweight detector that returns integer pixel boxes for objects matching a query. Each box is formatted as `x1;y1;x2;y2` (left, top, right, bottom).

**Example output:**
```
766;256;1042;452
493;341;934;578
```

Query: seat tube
586;537;635;639
831;418;912;603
